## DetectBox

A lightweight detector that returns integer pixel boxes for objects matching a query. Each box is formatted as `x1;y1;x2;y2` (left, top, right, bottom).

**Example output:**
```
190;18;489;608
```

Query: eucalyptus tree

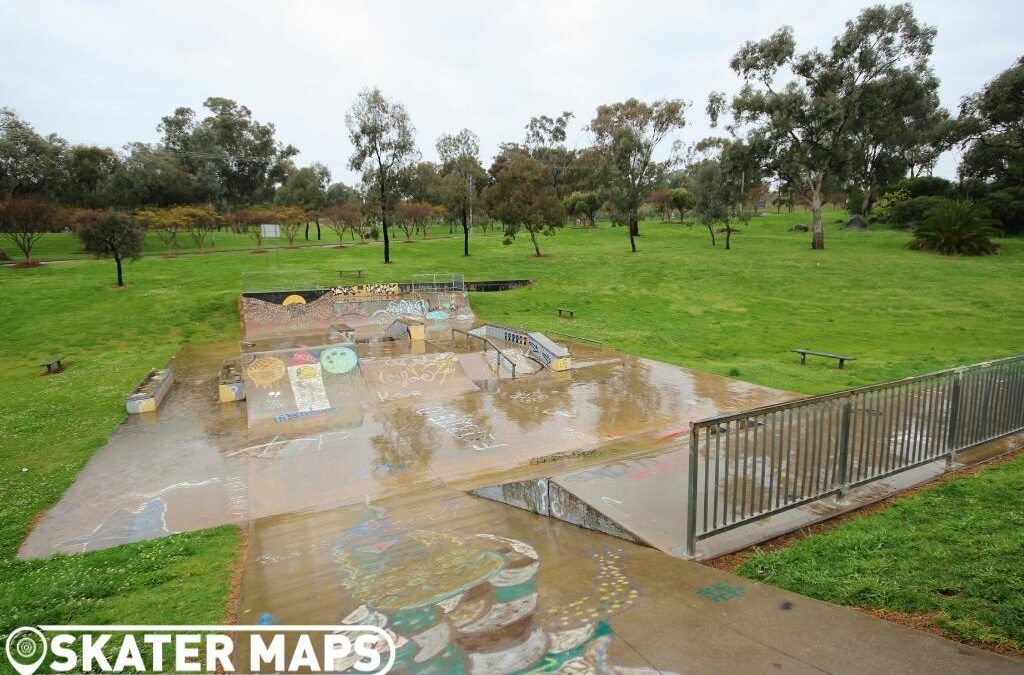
711;3;937;249
159;97;297;208
589;98;687;252
346;88;419;263
436;128;485;256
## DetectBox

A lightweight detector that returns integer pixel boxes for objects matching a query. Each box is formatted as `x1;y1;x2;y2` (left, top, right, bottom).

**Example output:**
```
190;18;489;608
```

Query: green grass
0;225;466;261
736;455;1024;652
0;208;1020;653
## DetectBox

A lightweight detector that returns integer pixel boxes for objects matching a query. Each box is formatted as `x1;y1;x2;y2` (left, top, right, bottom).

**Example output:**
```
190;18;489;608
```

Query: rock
788;224;810;232
846;214;869;229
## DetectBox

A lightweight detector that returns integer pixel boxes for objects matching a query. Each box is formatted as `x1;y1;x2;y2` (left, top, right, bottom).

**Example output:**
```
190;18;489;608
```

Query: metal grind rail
451;328;518;378
684;354;1024;555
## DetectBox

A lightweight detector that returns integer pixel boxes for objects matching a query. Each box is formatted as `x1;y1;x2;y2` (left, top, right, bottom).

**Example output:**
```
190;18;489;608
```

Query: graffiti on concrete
414;404;509;452
330;505;673;674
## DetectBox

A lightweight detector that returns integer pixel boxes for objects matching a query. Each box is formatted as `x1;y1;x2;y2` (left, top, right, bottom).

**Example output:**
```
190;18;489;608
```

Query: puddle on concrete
19;333;787;558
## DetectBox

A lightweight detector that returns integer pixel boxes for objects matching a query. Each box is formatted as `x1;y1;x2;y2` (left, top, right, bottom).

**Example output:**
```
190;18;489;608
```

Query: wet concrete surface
19;333;790;558
237;486;1022;674
20;290;1023;673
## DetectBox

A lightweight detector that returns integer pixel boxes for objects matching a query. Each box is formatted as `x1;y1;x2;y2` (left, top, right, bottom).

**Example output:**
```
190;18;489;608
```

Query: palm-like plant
907;201;1002;256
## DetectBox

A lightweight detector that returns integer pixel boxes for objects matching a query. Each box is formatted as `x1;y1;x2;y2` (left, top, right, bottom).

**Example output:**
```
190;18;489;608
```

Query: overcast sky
2;1;1021;184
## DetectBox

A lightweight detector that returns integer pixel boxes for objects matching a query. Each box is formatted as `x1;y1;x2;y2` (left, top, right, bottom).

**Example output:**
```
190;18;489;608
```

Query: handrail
683;353;1024;557
451;328;517;378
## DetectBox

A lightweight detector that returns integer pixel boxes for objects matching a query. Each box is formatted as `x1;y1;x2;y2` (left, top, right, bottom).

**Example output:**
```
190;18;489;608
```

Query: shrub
981;186;1024;235
890;196;953;227
907;202;1001;256
893;176;955;199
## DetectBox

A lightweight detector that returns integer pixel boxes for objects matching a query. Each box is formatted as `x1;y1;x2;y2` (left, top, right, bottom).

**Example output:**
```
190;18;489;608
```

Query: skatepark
18;275;1023;674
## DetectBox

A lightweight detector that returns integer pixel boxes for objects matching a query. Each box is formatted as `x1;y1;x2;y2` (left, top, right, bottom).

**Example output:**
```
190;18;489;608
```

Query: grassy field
736;454;1024;653
0;208;1021;652
0;224;468;261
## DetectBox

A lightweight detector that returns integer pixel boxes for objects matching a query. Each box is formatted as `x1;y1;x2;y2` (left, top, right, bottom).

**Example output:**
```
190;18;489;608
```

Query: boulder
788;224;810;232
846;214;869;229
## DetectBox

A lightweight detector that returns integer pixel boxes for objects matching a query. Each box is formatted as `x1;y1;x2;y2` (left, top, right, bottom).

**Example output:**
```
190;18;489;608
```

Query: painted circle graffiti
246;357;286;388
290;351;316;365
282;294;307;306
320;346;358;374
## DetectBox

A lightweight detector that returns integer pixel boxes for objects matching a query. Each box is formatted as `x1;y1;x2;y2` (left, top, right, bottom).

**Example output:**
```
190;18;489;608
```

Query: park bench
555;307;575;319
792;348;856;369
337;269;363;278
40;354;64;374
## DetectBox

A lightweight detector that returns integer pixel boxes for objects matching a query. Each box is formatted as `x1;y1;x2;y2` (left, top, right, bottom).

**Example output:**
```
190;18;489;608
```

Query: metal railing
451;328;517;378
412;272;465;294
685;354;1024;555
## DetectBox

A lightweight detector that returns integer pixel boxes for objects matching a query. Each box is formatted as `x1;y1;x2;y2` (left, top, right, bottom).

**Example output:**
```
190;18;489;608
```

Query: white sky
2;0;1021;183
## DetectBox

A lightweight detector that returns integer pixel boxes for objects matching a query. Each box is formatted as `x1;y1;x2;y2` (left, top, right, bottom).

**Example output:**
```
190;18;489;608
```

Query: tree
0;195;59;263
110;143;196;207
271;206;308;247
483;153;565;256
0;109;68;199
63;145;119;207
669;188;694;222
346;88;419;264
159;97;297;208
436;129;485;256
563;190;603;226
958;56;1024;234
525;111;576;197
174;204;221;251
848;70;950;215
321;202;363;246
907;201;1001;256
685;138;758;249
135;207;182;255
277;163;330;240
647;188;673;221
74;210;145;286
590;98;687;252
714;4;936;249
394;201;433;241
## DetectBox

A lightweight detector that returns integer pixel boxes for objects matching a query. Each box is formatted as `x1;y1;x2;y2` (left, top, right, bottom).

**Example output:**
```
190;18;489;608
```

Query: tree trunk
706;224;716;246
315;218;321;241
380;182;390;264
462;207;470;256
725;227;732;250
628;212;638;252
115;255;124;287
810;188;825;250
530;229;542;256
304;223;309;241
860;185;873;216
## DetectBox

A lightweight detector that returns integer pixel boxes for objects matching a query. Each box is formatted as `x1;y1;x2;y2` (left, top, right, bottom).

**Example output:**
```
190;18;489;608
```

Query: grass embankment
0;208;1020;653
735;453;1024;654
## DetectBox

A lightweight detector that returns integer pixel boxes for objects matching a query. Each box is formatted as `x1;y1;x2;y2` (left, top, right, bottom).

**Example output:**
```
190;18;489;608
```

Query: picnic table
337;269;364;278
556;307;575;319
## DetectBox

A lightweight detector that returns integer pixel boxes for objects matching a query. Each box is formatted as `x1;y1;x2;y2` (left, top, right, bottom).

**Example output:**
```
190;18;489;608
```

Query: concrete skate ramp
241;289;476;340
243;344;367;428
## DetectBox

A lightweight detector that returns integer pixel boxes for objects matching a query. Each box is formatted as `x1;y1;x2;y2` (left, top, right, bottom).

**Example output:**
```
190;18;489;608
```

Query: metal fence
685;355;1024;555
411;272;465;294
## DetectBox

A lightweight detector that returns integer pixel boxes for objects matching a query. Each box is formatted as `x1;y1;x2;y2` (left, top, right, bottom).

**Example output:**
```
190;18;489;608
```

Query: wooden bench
338;269;364;278
555;307;575;319
40;354;64;374
792;348;856;369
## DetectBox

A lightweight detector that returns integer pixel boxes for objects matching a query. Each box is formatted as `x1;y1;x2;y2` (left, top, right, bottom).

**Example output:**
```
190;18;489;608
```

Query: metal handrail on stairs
451;328;517;378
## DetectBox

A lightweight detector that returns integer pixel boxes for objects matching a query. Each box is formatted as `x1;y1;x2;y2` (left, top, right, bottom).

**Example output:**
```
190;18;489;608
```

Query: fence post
685;425;699;557
945;369;964;468
835;400;853;502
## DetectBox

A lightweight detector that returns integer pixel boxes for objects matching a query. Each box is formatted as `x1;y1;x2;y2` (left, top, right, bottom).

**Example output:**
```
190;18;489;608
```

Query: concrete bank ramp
472;441;692;555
